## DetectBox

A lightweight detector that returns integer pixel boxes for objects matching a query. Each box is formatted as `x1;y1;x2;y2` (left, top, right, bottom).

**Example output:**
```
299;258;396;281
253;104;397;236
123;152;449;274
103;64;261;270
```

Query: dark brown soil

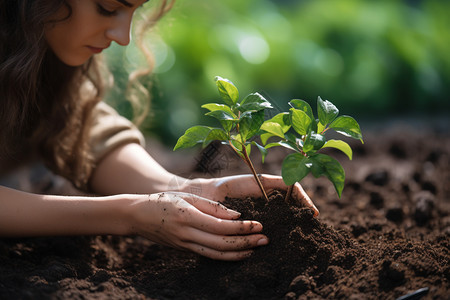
1;123;449;299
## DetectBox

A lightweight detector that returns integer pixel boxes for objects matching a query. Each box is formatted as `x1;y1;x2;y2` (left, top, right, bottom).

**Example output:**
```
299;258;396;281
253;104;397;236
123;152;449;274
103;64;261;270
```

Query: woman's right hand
125;192;269;261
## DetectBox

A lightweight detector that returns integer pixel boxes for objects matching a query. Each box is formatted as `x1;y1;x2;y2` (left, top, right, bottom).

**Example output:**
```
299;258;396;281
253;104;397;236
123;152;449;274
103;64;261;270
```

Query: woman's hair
127;0;176;127
0;0;175;188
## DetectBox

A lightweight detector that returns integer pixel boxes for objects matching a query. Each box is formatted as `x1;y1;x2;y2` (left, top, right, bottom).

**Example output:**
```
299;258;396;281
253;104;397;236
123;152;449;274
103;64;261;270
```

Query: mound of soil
0;123;449;299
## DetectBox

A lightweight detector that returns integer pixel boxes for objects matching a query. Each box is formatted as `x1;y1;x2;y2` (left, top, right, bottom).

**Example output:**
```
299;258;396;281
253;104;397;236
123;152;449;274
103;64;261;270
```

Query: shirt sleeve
30;81;146;192
88;102;145;165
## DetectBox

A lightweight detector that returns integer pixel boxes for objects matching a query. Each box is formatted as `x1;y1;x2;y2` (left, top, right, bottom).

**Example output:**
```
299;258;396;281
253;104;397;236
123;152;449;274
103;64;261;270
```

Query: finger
213;175;264;200
259;175;320;217
292;183;320;217
182;227;268;252
170;192;242;220
257;174;284;194
164;193;264;235
185;243;255;261
192;216;264;236
171;202;264;235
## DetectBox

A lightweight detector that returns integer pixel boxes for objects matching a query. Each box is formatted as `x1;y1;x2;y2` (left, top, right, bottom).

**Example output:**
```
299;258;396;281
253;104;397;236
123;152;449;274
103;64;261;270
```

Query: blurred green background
104;0;450;145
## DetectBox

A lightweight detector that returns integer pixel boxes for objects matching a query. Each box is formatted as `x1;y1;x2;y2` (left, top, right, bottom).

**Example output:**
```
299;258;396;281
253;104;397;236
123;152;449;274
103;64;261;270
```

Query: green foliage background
104;0;450;145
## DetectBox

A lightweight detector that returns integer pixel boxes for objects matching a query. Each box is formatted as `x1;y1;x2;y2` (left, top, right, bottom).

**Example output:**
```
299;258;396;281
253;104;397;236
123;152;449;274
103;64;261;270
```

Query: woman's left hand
176;174;319;217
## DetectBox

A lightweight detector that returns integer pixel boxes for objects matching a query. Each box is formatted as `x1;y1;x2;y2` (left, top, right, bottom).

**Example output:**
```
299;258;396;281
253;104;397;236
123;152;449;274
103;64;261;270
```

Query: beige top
89;101;145;164
0;101;145;192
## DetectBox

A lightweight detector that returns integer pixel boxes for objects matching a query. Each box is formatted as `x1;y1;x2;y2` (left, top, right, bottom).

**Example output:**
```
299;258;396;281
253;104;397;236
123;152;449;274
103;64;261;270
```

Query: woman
0;0;318;261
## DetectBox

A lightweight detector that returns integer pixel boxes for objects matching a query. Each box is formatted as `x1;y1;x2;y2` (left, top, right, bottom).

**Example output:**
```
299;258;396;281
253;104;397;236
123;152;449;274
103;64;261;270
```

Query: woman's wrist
173;177;212;197
101;194;136;236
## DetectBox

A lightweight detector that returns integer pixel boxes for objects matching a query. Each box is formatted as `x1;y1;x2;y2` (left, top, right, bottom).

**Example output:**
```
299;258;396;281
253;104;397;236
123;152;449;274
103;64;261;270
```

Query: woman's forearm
0;185;130;237
90;143;187;195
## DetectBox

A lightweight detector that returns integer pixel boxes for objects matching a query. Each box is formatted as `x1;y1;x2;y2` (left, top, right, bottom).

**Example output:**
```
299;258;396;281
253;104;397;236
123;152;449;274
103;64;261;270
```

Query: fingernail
227;209;241;218
251;222;263;232
312;206;320;217
257;238;269;246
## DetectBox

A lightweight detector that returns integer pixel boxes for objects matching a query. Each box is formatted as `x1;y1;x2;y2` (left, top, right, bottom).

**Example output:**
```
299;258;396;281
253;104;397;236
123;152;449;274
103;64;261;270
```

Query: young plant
174;76;273;201
259;97;363;199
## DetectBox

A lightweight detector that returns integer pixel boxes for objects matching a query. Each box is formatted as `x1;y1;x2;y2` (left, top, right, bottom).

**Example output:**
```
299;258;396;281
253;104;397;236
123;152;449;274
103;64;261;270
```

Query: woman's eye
97;4;117;16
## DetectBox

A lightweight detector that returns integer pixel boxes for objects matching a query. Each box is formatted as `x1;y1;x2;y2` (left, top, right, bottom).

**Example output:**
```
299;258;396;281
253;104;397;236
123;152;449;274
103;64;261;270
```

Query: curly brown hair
0;0;175;188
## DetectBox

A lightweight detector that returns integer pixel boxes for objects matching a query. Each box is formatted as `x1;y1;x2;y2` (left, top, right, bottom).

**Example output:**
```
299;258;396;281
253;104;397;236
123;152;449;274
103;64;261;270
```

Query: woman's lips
87;46;105;54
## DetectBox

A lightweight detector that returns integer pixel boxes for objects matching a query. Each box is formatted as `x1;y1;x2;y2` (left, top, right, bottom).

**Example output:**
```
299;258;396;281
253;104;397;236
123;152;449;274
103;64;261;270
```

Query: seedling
174;76;272;201
259;97;363;199
174;76;363;203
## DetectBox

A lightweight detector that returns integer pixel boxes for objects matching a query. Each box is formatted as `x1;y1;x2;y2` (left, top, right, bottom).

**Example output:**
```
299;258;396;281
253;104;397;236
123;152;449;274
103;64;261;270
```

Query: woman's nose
105;14;132;46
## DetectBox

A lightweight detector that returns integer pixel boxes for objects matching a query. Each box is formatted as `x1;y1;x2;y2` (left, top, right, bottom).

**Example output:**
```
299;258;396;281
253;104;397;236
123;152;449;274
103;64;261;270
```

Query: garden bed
0;123;449;299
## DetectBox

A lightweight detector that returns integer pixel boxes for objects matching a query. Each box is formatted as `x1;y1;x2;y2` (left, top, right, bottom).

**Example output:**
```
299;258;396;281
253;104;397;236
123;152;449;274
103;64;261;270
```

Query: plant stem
241;143;269;202
228;142;251;168
285;185;293;202
320;127;330;135
233;114;269;202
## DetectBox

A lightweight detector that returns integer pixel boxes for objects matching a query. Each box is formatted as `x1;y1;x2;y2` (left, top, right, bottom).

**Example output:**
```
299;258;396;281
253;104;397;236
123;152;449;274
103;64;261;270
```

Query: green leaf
264;142;282;150
205;110;237;132
308;118;318;134
309;154;345;197
260;121;285;138
260;132;274;145
239;93;272;112
230;134;252;157
284;132;298;144
230;133;244;144
230;136;245;159
329;115;363;143
322;140;353;160
205;109;236;121
223;121;235;132
280;140;299;152
303;132;326;153
238;110;265;140
265;141;298;152
289;99;314;121
174;126;222;150
317;119;326;134
281;153;312;185
259;113;291;145
284;133;302;151
252;141;268;163
244;143;252;157
201;103;237;118
317;96;339;126
204;128;228;146
266;112;291;132
215;76;239;106
290;108;312;136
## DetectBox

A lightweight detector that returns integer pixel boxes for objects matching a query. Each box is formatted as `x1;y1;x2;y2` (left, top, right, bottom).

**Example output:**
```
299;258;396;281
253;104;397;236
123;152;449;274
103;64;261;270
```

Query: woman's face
45;0;146;66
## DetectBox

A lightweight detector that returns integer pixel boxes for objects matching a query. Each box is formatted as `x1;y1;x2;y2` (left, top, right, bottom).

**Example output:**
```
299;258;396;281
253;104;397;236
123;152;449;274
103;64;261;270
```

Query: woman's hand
176;174;319;217
125;192;269;261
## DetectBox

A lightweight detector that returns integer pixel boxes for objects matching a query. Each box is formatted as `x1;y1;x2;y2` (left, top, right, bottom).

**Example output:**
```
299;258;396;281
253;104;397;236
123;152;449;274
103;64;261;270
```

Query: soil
1;122;449;299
